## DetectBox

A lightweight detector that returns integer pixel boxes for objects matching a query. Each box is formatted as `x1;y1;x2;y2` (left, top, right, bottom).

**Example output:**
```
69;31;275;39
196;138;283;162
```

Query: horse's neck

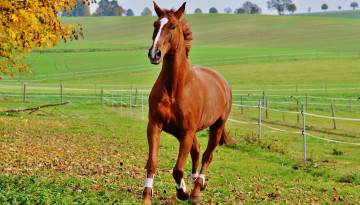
161;44;192;97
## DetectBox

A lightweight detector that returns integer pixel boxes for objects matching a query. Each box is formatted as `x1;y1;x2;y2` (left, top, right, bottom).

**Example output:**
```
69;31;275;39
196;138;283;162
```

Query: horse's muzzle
148;49;162;65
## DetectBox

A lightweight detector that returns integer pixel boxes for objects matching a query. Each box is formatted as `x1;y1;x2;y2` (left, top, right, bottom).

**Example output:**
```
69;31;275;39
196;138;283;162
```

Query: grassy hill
16;14;360;77
57;14;360;51
295;10;360;19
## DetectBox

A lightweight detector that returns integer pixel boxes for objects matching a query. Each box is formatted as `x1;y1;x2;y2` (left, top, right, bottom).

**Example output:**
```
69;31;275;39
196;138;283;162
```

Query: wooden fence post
101;87;104;105
297;101;300;124
135;88;138;105
241;96;244;114
331;104;337;130
23;84;26;102
266;99;268;119
283;112;285;122
61;84;63;103
262;91;266;107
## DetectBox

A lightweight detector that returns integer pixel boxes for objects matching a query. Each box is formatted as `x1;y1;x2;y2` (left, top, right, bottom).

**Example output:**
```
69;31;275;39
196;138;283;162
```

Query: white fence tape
228;118;258;125
262;124;302;134
305;133;360;146
305;113;360;121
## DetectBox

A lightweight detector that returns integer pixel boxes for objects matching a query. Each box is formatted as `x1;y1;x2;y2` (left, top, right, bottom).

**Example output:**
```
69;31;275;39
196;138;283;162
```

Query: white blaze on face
151;18;169;58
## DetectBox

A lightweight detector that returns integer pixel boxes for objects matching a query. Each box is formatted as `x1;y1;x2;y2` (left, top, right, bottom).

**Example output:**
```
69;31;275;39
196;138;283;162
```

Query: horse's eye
172;25;176;30
153;23;156;28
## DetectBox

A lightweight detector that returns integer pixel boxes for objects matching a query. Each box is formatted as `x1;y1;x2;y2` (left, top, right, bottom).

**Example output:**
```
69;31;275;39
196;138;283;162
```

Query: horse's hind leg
189;136;200;181
189;121;224;204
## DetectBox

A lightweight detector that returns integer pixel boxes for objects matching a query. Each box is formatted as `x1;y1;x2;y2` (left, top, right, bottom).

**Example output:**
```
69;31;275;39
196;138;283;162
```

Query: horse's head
148;2;186;64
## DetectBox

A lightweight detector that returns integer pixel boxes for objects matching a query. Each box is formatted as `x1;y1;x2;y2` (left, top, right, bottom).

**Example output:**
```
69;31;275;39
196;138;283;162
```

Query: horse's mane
165;9;193;58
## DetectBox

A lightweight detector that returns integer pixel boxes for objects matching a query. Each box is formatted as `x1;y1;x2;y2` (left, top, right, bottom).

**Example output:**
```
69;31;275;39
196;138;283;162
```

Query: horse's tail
219;128;234;146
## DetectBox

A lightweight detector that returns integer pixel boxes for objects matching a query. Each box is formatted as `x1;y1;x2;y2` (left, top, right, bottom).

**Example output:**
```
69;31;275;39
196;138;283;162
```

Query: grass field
1;13;357;80
296;10;360;19
1;12;360;204
0;103;360;204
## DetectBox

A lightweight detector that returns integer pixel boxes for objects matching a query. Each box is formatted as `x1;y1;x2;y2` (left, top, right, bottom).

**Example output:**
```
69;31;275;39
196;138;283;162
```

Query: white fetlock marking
190;172;198;182
197;174;205;186
175;178;186;193
143;177;154;196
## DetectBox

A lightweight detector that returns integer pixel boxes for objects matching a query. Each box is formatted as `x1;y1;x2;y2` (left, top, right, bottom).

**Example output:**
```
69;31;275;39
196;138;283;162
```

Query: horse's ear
175;2;186;19
153;1;165;17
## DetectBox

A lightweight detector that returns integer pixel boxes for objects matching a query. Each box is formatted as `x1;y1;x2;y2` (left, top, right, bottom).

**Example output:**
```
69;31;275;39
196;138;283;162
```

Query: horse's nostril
148;51;151;59
156;49;161;59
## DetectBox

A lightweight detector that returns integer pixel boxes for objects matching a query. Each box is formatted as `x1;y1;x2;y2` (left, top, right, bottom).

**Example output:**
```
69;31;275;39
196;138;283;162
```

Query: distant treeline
62;0;359;17
62;0;134;17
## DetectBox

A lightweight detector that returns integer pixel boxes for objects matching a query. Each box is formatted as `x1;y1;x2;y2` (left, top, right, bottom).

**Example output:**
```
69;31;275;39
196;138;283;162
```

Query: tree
85;4;91;16
0;0;90;76
93;0;124;16
321;3;328;11
113;6;124;16
351;2;359;10
209;7;218;14
267;0;292;15
110;0;118;8
194;8;203;14
94;0;109;16
308;7;312;13
242;2;261;14
62;0;86;17
338;6;342;10
126;9;134;16
234;8;246;14
141;7;152;16
224;7;233;14
288;3;297;14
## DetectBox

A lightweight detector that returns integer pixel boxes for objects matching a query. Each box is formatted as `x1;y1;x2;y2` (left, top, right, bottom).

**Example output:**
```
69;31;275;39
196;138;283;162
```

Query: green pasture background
1;11;360;204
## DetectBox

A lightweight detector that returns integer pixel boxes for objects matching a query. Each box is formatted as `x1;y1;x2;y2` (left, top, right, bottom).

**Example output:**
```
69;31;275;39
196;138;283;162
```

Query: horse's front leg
141;121;163;205
189;136;200;181
173;131;195;201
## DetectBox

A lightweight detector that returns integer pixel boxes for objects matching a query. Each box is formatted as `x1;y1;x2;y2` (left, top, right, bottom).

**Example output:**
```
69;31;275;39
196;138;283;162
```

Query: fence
1;83;360;112
101;93;360;161
1;84;360;161
2;52;360;82
228;100;360;161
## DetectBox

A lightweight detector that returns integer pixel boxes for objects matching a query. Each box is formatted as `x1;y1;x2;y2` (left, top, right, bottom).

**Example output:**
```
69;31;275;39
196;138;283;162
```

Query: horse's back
193;66;231;99
192;66;232;130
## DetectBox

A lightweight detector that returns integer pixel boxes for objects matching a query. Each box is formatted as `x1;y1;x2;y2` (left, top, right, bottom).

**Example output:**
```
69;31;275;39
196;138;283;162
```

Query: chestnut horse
142;2;232;204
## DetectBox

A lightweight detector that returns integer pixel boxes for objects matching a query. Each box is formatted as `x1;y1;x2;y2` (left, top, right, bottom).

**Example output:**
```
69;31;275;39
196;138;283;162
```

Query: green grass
4;14;357;79
0;103;359;204
55;14;360;50
296;10;360;19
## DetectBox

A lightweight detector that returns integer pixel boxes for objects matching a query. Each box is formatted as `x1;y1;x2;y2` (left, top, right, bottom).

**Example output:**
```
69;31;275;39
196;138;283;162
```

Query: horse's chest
161;101;195;137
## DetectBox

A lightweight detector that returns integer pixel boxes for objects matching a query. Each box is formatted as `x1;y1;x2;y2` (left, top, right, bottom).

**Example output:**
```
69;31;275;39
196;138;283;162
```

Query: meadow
295;10;360;19
2;13;359;79
1;12;360;204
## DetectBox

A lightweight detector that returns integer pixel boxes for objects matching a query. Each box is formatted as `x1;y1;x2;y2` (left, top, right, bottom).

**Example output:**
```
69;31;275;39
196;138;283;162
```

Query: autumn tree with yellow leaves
0;0;94;77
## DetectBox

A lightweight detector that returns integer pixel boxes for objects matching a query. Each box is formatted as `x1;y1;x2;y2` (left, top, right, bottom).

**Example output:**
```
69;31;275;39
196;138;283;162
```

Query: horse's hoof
188;196;203;204
176;188;190;201
141;199;151;205
141;187;152;205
